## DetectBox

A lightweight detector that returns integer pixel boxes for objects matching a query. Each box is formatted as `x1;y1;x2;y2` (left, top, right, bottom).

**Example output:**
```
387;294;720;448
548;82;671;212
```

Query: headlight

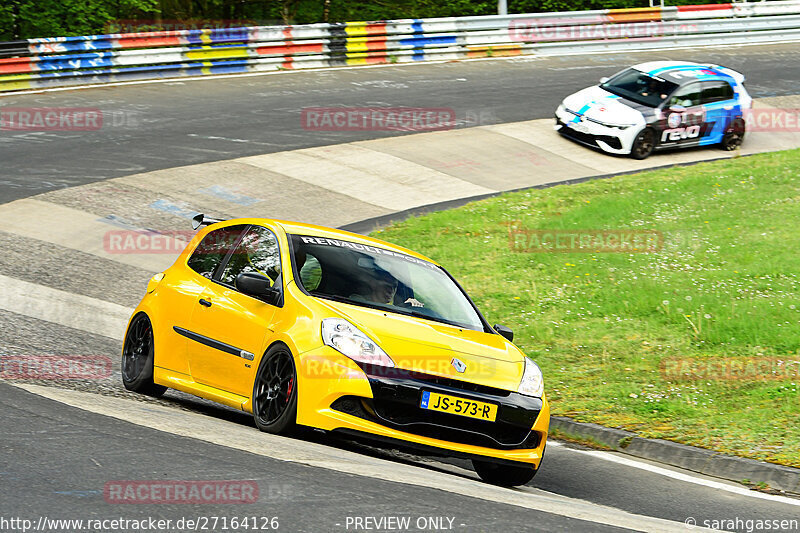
321;318;394;367
586;118;634;129
518;358;544;397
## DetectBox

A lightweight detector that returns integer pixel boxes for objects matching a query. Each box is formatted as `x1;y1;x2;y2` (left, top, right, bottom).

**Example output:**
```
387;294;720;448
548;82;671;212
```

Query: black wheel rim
122;315;152;381
726;132;742;148
634;130;654;157
255;351;295;425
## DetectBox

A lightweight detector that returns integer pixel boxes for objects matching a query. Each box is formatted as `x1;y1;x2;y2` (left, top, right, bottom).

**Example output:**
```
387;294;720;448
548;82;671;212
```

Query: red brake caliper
286;378;294;403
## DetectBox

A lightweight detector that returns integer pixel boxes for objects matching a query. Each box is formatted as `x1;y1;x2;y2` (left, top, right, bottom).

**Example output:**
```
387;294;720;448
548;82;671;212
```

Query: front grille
556;118;623;150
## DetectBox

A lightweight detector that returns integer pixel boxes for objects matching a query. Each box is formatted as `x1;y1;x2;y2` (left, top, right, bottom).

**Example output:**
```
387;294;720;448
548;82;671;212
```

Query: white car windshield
600;68;679;107
290;234;486;331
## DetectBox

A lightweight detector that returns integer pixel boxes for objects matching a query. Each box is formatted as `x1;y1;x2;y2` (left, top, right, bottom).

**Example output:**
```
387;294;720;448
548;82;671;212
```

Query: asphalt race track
2;42;800;532
2;43;800;203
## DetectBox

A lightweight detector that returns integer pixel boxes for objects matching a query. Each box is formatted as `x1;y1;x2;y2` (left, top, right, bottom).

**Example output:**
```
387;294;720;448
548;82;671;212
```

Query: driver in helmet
350;264;423;307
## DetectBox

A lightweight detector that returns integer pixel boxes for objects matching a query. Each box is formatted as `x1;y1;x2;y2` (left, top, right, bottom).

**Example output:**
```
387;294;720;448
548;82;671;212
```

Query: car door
661;82;705;148
187;225;283;397
699;80;736;145
159;224;247;375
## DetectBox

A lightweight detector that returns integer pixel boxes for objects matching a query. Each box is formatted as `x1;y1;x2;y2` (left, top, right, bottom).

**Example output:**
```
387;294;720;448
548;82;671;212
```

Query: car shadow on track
152;387;482;482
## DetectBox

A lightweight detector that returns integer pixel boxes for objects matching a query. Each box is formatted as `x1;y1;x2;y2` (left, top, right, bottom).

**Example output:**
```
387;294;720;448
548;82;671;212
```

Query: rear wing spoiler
191;213;228;230
709;64;745;84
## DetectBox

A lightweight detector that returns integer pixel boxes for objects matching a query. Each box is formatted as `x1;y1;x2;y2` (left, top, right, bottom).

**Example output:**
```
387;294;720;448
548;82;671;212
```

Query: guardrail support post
498;0;508;15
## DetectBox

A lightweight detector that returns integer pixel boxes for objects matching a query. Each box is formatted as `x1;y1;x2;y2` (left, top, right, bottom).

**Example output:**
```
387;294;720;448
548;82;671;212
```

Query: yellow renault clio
122;214;549;486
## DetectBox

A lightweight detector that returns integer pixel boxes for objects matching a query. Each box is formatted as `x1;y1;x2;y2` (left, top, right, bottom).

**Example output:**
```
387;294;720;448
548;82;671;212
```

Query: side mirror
236;272;280;305
599;77;609;84
493;324;513;342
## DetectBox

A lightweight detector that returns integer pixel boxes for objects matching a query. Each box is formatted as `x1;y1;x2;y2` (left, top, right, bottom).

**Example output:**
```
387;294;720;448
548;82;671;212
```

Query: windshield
600;68;679;107
290;234;485;331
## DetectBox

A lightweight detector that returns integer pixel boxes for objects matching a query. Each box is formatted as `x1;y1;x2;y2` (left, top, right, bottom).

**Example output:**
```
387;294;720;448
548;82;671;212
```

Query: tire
121;313;167;397
630;128;656;160
721;118;745;151
472;459;537;487
252;344;298;435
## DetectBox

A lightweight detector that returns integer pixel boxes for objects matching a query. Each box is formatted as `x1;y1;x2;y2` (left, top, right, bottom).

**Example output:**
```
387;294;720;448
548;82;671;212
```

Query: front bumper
554;106;636;155
296;346;549;466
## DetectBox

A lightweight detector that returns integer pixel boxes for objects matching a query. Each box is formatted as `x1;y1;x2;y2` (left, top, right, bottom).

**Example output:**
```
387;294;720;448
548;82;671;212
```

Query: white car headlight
321;318;394;367
518;358;544;397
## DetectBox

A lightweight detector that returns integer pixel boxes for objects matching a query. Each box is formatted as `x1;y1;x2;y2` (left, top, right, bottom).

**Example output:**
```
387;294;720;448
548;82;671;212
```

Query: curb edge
549;415;800;495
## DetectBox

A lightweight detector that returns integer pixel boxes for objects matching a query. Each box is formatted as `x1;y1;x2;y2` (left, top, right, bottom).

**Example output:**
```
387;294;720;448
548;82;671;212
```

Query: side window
702;81;733;104
219;226;282;288
669;84;702;108
187;225;247;279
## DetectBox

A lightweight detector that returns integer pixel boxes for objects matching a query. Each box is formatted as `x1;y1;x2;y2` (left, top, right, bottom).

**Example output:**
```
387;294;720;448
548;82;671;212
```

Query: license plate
420;391;498;422
568;120;590;133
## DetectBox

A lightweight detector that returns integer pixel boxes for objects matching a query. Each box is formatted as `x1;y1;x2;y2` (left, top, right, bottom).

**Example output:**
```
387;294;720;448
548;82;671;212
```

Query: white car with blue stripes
554;61;752;159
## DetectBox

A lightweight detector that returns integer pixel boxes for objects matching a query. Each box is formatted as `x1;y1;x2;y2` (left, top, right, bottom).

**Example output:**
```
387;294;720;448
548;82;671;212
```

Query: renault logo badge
451;358;467;373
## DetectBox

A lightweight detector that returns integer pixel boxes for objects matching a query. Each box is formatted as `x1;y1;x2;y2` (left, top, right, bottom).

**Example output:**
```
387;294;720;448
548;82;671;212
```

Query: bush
1;0;727;40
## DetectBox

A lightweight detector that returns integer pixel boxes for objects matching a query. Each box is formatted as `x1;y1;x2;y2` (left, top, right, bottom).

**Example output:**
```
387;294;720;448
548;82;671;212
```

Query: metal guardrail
1;1;799;93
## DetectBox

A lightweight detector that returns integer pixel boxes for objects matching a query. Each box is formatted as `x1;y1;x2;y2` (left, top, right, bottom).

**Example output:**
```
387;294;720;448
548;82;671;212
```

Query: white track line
548;441;800;507
8;382;719;533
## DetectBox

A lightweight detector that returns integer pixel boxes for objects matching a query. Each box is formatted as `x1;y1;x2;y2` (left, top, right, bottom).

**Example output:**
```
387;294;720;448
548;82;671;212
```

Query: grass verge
547;428;613;451
373;149;800;467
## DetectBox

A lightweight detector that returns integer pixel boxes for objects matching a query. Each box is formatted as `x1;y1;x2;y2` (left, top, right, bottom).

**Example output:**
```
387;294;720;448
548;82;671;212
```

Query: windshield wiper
407;310;471;330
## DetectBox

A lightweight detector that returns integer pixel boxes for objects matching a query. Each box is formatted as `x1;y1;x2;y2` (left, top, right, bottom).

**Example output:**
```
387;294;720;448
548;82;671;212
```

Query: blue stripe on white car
555;61;750;158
